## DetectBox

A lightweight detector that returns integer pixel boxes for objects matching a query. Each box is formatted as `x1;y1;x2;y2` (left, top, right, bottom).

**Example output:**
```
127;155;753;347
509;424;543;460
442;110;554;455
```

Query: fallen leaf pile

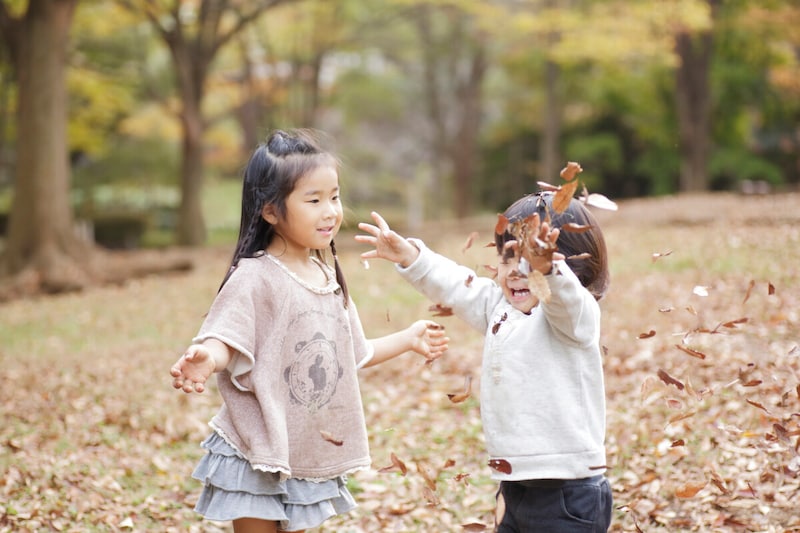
1;192;799;532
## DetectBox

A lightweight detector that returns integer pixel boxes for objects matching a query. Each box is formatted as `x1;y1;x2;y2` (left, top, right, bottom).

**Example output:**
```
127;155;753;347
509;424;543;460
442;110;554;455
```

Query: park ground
1;191;799;532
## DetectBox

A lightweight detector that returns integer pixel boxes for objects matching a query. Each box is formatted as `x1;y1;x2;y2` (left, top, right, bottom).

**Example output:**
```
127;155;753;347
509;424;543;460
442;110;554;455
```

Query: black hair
495;192;610;300
219;129;349;304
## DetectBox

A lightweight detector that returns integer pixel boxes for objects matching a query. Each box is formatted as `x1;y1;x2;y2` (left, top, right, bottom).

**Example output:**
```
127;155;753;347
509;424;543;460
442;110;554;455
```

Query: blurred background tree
0;0;798;292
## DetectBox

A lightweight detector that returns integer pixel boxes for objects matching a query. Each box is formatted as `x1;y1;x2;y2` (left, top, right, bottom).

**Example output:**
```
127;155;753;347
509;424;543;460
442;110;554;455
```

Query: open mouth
510;288;530;298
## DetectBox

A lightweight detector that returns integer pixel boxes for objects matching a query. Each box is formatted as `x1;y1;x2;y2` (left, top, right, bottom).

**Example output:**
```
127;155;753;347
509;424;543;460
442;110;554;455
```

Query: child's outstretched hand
505;213;565;275
409;320;449;362
170;344;216;394
356;211;420;268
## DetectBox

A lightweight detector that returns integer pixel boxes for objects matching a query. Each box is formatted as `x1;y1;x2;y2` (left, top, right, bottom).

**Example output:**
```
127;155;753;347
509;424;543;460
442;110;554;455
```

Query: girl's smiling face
264;164;343;260
496;254;538;313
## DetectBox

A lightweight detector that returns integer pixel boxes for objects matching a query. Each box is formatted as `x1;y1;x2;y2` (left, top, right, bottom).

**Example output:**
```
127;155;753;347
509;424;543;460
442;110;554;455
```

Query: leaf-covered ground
1;192;799;532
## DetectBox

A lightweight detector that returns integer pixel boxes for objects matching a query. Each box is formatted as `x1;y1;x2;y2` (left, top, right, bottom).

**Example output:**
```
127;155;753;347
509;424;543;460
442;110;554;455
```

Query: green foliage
709;147;784;188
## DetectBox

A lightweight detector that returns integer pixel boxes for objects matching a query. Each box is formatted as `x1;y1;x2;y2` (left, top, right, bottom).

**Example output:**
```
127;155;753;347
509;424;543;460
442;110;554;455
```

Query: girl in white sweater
356;192;612;532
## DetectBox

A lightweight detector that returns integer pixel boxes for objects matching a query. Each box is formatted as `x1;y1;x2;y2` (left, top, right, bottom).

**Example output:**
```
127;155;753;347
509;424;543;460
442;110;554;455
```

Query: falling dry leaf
465;274;474;287
320;430;343;446
671;439;685;447
652;250;673;262
583;192;618;211
692;285;709;297
378;452;408;475
536;180;560;191
417;461;438;491
638;330;656;339
743;279;756;304
421;485;440;506
462;232;479;253
675;344;707;359
461;523;488;531
559;161;583;182
745;399;771;415
447;375;472;403
527;270;551;304
657;369;685;390
567;252;592;260
768;282;775;295
561;222;592;233
552;180;579;214
429;303;454;317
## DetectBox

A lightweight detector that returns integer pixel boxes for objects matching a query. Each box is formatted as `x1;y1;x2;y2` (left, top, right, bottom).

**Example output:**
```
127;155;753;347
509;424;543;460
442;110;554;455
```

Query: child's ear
261;204;278;224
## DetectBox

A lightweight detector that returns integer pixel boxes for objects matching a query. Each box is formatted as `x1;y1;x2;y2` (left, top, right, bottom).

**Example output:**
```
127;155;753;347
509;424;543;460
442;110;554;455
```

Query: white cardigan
398;239;607;481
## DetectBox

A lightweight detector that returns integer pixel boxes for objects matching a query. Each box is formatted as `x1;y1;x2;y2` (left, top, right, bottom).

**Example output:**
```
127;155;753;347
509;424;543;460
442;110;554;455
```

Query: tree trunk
540;59;561;183
674;1;717;192
0;0;92;292
451;44;486;219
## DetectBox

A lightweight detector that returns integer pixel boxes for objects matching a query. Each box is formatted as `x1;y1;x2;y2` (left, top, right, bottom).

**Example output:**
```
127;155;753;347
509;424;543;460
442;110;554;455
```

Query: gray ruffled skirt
192;432;357;531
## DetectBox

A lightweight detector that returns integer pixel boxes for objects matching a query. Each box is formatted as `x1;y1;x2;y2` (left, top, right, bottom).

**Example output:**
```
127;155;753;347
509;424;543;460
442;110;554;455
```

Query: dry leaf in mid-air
657;369;685;390
675;344;707;359
447;376;472;404
462;232;479;253
429;304;454;317
638;330;656;339
378;452;408;475
527;270;551;303
652;250;673;262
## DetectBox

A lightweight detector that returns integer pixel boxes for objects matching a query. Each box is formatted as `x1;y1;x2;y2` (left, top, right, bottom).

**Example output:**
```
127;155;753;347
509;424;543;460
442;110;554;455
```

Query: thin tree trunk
451;44;486;219
540;59;561;183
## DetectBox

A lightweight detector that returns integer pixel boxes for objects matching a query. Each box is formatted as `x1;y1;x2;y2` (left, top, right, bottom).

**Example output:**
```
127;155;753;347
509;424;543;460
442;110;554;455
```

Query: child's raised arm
363;320;449;368
355;211;420;268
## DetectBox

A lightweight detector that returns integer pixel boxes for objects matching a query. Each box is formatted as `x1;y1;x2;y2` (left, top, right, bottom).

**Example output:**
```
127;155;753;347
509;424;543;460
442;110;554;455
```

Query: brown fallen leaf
675;480;707;498
638;330;656;339
462;523;488;531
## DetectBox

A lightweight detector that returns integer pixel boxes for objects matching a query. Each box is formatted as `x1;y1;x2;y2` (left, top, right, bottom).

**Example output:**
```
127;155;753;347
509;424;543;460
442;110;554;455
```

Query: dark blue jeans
495;475;612;532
